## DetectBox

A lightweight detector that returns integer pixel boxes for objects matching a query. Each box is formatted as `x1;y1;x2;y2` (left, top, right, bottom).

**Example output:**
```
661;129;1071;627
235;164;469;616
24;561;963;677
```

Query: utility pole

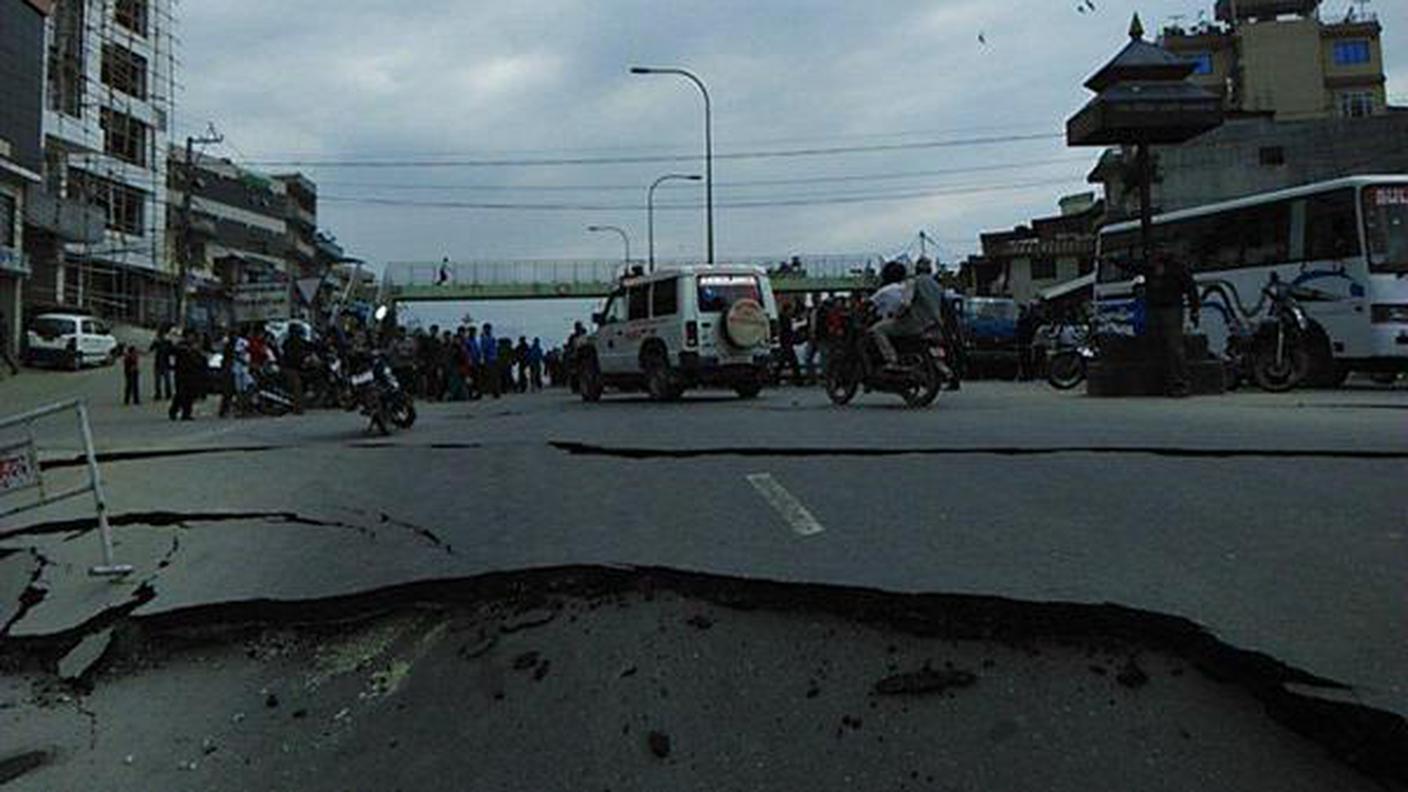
177;126;223;329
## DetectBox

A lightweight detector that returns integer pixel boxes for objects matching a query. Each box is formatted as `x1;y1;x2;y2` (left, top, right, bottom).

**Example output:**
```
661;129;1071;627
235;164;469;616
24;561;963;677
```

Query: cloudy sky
176;0;1407;269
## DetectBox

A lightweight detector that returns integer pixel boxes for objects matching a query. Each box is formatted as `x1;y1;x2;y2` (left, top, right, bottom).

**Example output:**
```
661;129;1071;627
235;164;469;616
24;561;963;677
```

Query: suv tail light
1371;304;1408;325
685;321;699;348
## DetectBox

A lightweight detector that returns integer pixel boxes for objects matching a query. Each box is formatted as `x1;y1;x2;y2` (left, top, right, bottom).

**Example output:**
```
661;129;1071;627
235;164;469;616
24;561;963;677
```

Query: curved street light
630;66;714;264
647;173;702;272
587;225;632;271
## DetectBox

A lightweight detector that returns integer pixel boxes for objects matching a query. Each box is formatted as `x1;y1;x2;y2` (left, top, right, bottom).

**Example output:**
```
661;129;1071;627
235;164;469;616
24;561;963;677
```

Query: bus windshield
1364;185;1408;273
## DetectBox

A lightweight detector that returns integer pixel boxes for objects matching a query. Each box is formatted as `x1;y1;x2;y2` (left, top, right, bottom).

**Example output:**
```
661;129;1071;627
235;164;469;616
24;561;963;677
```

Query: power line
313;156;1092;193
241;132;1064;169
318;177;1083;213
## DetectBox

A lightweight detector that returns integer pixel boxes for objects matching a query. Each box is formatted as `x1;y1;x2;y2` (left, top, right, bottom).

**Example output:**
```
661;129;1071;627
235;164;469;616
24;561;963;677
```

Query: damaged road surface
1;567;1404;792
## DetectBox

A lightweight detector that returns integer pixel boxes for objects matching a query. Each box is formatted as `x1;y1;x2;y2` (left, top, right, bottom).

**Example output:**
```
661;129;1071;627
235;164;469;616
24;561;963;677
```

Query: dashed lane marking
746;473;826;537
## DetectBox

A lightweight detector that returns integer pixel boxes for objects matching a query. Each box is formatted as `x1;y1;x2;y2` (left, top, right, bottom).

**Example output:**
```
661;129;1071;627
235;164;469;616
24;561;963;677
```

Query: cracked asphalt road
2;367;1406;786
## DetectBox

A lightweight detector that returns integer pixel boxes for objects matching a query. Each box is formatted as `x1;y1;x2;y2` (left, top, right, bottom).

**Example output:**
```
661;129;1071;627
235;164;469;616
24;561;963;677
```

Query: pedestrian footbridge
380;258;878;303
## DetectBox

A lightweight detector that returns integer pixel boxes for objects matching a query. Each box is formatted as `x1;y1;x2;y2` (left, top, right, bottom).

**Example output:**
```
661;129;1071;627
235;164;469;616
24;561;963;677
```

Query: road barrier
0;399;132;577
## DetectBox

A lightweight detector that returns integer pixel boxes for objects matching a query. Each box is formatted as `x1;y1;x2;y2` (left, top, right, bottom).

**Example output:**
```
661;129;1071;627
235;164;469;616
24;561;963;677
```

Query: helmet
881;261;908;286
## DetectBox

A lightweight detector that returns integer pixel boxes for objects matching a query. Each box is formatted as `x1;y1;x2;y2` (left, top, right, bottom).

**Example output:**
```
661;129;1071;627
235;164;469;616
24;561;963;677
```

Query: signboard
233;283;291;323
0;440;40;496
1371;187;1408;207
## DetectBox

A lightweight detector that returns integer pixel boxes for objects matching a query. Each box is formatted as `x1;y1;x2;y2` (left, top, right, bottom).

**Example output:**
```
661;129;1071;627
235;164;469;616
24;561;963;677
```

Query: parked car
24;313;119;370
577;265;780;401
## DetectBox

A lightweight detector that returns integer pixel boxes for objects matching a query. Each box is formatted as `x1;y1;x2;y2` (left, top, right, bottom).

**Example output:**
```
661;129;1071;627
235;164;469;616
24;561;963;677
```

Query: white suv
578;266;780;401
24;313;119;370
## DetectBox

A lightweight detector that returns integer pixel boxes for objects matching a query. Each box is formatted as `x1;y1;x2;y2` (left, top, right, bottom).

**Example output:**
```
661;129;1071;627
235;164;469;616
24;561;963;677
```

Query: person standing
282;324;309;414
150;325;174;401
514;336;531;393
122;344;141;405
776;304;802;384
565;321;587;393
480;323;501;399
0;309;19;376
1142;251;1200;397
217;330;239;418
528;338;544;391
168;330;204;421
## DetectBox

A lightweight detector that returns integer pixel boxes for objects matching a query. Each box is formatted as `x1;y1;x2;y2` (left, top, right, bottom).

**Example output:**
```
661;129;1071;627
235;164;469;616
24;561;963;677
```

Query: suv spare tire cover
723;299;769;349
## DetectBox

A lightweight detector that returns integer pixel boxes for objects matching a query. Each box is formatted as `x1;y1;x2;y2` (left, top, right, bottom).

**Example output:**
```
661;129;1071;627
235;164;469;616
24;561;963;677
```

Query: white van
578;266;780;401
24;313;119;370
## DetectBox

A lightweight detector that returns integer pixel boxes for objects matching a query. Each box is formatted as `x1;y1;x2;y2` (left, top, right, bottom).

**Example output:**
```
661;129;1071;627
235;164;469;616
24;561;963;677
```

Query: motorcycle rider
869;260;950;379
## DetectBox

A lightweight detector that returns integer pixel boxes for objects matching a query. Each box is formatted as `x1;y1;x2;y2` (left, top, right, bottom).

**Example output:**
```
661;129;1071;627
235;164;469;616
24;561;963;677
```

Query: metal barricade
0;398;132;577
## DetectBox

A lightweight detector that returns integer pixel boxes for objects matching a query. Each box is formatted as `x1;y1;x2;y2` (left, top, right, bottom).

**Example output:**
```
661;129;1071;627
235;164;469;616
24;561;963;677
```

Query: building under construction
23;0;180;328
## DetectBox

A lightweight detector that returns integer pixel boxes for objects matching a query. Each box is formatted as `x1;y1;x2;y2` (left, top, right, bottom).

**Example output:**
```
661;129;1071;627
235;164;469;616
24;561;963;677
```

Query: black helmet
881;261;908;286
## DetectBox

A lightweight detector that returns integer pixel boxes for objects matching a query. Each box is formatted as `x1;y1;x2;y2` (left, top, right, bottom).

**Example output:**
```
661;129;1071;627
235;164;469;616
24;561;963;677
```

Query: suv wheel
579;353;604;402
734;379;763;399
644;353;680;402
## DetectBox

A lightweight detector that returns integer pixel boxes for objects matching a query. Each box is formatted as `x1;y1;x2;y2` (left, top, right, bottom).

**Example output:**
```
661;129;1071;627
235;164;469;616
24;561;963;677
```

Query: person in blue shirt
528;338;545;391
480;323;500;398
463;326;482;400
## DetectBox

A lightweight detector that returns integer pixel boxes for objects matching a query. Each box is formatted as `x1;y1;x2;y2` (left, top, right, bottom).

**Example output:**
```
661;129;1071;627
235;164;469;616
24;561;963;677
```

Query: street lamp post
587;225;632;272
647;173;702;272
630;66;714;264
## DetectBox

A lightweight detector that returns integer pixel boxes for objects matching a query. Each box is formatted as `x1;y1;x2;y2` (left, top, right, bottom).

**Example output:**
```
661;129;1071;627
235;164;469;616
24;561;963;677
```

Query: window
1186;52;1214;75
1338;91;1374;118
1304;189;1361;260
1259;146;1285;166
0;192;15;248
1029;258;1057;280
1363;185;1408;274
1332;40;1370;66
101;109;149;167
600;292;625;323
31;317;77;338
114;0;148;37
650;279;678;317
47;0;85;117
71;170;147;236
101;44;148;99
696;275;762;312
628;286;650;321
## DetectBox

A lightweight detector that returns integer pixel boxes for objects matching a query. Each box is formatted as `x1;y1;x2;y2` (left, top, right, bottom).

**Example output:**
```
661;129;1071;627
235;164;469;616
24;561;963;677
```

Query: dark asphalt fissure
2;564;1403;785
549;441;1408;461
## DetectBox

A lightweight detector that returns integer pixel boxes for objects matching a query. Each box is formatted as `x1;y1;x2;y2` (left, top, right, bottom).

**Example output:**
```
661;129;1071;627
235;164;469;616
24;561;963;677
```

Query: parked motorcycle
1045;320;1097;390
349;309;416;435
822;306;948;408
1206;273;1311;393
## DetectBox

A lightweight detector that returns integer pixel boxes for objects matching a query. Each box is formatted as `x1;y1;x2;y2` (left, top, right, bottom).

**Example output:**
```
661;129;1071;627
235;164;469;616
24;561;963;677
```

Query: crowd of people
382;321;577;403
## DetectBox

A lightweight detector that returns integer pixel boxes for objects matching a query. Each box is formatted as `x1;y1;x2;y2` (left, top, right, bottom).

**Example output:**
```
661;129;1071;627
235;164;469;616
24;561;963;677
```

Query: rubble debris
57;628;114;681
513;651;541;671
501;609;556;634
1116;658;1150;689
647;731;671;759
873;667;977;697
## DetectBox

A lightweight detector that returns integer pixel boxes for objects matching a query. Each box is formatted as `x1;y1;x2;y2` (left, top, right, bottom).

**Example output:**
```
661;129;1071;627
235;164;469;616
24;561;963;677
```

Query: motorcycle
1046;323;1098;391
1205;273;1311;393
822;305;948;408
348;336;416;436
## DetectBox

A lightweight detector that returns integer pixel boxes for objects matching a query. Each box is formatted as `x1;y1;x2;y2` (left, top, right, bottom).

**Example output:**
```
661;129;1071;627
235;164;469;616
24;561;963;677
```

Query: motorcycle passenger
869;260;947;373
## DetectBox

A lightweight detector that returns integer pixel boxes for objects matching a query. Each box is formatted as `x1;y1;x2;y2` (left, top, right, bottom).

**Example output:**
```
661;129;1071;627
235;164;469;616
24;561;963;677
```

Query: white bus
1095;175;1408;385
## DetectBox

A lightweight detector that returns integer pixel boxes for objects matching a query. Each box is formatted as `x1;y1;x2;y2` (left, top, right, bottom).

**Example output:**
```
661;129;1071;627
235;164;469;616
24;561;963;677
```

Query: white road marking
746;473;826;537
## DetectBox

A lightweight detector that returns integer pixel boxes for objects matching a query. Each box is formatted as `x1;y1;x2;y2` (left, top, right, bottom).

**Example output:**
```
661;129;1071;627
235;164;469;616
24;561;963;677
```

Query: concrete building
24;0;178;327
1088;0;1405;222
1;0;52;359
1160;0;1388;120
164;149;332;328
973;194;1103;303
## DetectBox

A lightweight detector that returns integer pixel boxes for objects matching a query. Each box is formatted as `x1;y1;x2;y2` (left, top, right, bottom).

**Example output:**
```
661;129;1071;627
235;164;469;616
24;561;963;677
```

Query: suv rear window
32;317;77;338
697;275;761;313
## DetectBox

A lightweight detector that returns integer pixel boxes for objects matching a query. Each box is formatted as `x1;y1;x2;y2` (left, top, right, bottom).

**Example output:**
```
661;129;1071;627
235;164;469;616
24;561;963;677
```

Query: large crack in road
549;440;1408;461
0;563;1402;783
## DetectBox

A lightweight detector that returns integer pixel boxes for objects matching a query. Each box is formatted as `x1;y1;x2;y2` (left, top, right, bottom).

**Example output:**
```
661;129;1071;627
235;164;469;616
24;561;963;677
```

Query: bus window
1364;185;1408;273
1242;202;1291;267
1305;189;1361;261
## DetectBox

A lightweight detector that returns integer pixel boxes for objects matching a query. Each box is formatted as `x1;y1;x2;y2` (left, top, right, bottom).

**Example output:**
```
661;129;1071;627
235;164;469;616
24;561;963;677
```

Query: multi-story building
1161;0;1388;120
973;193;1104;303
1;0;51;357
1089;0;1404;222
25;0;178;327
164;149;328;328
